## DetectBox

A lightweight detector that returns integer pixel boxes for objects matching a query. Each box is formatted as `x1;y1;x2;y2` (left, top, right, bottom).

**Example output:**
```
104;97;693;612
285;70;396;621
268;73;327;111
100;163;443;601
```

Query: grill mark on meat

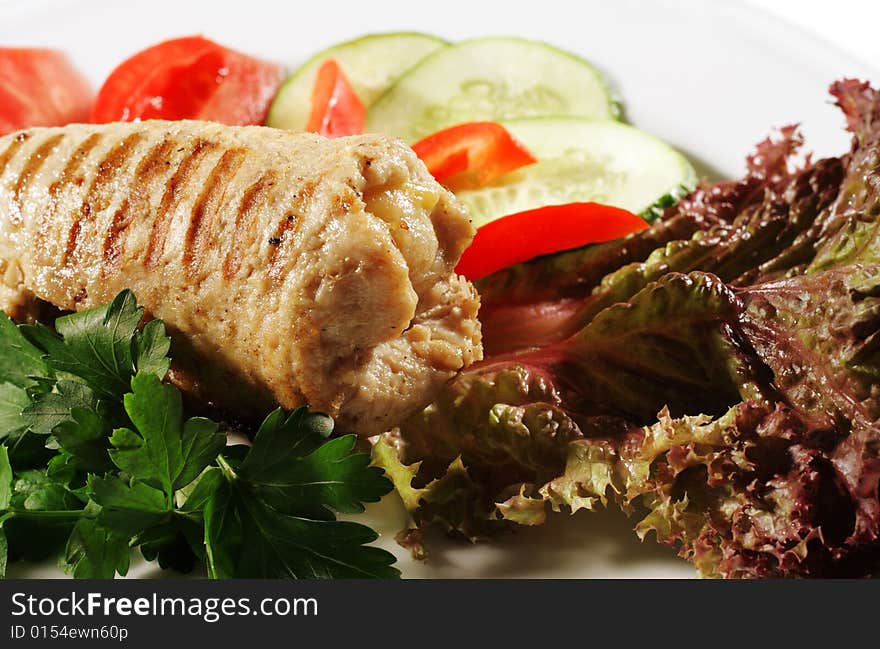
0;132;30;179
48;133;102;201
64;132;143;264
0;121;481;434
145;139;217;269
184;147;247;278
39;133;103;257
11;133;65;226
223;170;277;280
102;138;178;277
101;198;131;277
266;179;318;283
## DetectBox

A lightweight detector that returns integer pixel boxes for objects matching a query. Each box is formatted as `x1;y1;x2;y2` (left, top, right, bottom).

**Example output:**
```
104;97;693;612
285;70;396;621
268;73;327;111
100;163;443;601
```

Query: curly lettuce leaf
807;80;880;273
377;272;767;552
385;82;880;578
564;272;760;421
371;435;505;558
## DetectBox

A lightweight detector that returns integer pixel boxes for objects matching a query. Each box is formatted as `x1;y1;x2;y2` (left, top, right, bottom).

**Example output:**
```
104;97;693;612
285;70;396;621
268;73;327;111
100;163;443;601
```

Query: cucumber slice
267;32;447;131
365;38;618;143
455;118;696;228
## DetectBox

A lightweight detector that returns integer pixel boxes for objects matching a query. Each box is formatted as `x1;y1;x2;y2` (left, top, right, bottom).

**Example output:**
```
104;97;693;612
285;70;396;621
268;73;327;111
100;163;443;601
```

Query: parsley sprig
0;291;398;579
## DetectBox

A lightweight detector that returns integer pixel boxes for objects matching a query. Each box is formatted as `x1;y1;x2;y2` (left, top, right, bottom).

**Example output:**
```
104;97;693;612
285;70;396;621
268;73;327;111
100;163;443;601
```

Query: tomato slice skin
411;121;536;186
305;60;365;137
456;202;648;280
91;36;282;125
0;48;93;136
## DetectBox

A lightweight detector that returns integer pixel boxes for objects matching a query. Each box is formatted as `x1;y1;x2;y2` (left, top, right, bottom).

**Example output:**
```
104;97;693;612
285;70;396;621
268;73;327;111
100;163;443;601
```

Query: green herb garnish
0;290;398;579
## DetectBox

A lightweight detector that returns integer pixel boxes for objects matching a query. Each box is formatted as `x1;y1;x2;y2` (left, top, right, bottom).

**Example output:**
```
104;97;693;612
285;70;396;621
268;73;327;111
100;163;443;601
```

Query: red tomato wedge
91;36;282;125
305;60;365;137
0;49;93;136
456;203;648;281
411;122;537;186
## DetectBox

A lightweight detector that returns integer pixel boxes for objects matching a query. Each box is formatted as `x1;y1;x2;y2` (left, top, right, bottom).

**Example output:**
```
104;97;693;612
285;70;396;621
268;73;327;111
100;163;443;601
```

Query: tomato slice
305;60;365;137
91;36;282;125
0;49;93;136
411;122;536;186
456;202;648;280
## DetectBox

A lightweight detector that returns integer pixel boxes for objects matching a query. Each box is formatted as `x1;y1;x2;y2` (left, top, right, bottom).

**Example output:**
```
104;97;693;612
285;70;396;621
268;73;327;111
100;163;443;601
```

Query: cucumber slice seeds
268;33;694;232
267;32;447;131
366;37;619;142
455;118;696;228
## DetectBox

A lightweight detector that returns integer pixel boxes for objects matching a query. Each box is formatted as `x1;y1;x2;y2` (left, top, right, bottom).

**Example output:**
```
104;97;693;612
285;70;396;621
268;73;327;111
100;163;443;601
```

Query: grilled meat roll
0;120;482;433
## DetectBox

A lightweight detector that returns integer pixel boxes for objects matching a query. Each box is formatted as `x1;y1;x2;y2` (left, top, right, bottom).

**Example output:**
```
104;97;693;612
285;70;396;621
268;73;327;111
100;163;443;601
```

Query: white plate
1;0;876;579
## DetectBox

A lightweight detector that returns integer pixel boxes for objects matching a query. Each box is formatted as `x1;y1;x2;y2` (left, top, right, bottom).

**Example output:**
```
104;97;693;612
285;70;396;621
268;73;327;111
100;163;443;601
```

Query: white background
1;0;879;68
744;0;880;64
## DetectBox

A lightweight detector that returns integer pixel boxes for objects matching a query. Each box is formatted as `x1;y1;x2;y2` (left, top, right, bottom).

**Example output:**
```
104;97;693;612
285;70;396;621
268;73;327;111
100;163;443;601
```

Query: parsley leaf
0;313;50;450
21;290;169;400
0;313;50;389
23;380;98;436
0;525;6;579
0;290;398;580
63;502;130;579
89;475;170;536
109;372;226;497
0;446;11;510
241;409;392;518
133;320;171;380
206;477;398;578
23;381;116;472
137;520;199;573
0;383;30;442
13;469;82;512
204;409;398;579
0;447;13;578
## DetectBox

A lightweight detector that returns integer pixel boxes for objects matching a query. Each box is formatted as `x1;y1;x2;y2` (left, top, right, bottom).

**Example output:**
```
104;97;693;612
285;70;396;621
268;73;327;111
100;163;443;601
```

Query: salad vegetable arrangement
375;83;880;578
1;30;876;579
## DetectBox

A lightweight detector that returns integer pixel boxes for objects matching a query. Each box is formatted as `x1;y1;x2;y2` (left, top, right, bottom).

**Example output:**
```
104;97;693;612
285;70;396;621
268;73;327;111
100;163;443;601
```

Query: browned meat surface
0;120;482;433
